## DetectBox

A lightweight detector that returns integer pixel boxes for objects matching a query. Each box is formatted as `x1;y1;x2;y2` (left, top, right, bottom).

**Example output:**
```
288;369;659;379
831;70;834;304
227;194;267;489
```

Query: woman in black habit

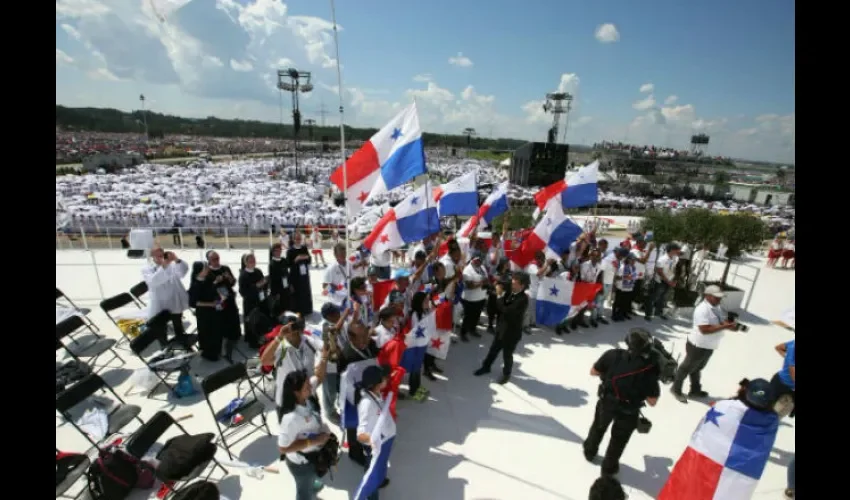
238;253;268;347
268;243;292;316
286;231;314;317
205;250;242;362
189;261;221;361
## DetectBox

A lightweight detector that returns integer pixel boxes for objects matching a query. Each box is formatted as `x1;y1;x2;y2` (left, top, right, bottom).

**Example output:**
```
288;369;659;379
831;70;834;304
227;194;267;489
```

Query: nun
205;250;242;362
268;243;292;317
238;253;268;348
188;261;222;361
286;231;314;317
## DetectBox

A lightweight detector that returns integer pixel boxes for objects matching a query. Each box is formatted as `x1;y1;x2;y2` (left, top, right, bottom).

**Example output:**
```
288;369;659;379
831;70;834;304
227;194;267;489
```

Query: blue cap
392;268;411;280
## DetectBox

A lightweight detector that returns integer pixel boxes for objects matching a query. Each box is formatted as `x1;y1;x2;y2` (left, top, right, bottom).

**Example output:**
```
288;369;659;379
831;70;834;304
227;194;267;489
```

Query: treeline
55;105;528;150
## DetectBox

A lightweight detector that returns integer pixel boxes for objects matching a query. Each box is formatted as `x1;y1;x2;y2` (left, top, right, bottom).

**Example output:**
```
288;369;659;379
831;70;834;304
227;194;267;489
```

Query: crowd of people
135;213;795;499
595;141;734;165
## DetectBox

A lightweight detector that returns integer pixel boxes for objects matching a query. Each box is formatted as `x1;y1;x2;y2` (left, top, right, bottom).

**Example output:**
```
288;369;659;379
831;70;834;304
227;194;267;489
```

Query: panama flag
458;181;510;237
511;202;583;268
427;299;453;359
330;103;427;217
354;394;397;500
362;181;441;255
338;358;378;430
534;277;602;326
532;160;599;218
658;398;779;500
434;170;479;216
400;311;436;374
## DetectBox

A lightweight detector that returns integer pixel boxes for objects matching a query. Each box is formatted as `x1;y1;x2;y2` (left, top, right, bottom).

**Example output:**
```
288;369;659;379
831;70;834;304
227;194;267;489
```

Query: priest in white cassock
142;247;191;345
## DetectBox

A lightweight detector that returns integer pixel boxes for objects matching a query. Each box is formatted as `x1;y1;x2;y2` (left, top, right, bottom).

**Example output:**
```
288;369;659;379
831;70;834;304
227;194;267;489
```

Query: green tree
715;214;769;285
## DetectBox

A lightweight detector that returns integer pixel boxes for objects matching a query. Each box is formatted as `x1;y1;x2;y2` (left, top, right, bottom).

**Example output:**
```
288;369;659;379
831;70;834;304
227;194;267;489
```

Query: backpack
86;445;156;500
300;433;341;478
156;433;217;481
171;480;220;500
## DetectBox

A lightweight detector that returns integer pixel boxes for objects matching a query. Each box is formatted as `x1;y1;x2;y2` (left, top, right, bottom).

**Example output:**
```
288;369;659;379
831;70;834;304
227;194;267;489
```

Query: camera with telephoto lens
648;338;679;384
727;312;750;333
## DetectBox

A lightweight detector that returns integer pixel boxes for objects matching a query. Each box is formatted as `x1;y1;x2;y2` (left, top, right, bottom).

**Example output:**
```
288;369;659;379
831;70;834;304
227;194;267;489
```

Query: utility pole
318;100;329;127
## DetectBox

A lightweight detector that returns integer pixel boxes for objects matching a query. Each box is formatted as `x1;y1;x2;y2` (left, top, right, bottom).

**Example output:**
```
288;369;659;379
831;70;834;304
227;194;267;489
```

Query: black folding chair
100;292;145;349
56;287;101;338
129;281;149;306
57;316;125;373
123;411;229;498
201;363;271;459
55;374;144;452
129;325;195;399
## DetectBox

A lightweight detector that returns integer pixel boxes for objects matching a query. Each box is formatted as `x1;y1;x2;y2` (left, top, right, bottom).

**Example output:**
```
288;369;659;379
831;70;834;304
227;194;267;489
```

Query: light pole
277;69;313;178
542;92;573;144
139;94;149;144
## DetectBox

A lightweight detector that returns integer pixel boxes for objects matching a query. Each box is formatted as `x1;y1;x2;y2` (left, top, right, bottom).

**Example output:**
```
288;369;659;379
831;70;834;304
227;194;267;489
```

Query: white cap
704;285;725;298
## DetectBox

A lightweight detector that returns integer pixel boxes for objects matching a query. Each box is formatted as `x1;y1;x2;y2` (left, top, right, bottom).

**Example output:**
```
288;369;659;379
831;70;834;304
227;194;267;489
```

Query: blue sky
56;0;795;163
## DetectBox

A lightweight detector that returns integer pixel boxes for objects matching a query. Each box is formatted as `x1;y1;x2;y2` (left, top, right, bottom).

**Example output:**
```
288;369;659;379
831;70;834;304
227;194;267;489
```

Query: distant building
82;152;142;173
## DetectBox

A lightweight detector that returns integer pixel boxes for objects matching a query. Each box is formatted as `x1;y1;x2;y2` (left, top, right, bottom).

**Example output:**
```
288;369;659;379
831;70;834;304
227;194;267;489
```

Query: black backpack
86;445;155;500
171;481;220;500
156;433;217;481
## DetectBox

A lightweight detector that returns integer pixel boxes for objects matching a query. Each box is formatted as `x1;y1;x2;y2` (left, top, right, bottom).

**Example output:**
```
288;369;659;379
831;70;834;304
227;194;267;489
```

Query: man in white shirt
670;285;736;403
369;249;392;280
322;243;351;308
579;250;604;327
629;240;654;313
599;249;620;322
523;251;546;332
460;252;489;341
644;243;680;321
142;247;190;344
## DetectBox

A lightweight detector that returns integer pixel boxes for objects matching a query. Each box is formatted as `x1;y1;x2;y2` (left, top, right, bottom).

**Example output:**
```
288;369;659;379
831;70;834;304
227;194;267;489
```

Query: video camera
727;312;750;333
647;338;679;384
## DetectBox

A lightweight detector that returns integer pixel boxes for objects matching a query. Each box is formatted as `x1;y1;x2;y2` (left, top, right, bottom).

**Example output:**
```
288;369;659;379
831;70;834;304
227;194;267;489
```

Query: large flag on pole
510;202;583;268
330;103;426;217
362;182;440;254
354;394;397;500
532;161;600;218
458;181;510;237
434;170;479;216
658;398;779;500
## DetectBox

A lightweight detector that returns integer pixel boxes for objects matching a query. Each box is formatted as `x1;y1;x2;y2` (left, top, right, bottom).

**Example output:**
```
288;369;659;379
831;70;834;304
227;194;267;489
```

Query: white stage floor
56;248;795;500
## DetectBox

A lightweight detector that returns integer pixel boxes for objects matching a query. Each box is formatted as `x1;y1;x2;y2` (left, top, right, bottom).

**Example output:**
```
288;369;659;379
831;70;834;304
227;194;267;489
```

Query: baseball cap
744;378;775;410
703;285;725;298
392;268;411;280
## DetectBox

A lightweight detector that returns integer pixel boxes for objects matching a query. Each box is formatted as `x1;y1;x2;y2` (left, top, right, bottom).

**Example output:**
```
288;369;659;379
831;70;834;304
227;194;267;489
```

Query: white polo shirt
274;336;322;406
439;255;459;280
688;300;725;350
323;261;350;307
654;253;678;283
278;404;329;464
580;260;601;283
370;250;391;268
630;249;646;279
601;255;619;285
461;264;489;302
356;390;383;438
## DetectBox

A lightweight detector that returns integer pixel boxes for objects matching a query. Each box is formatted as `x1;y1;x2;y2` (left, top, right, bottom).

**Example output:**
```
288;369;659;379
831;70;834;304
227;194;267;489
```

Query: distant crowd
595;141;733;165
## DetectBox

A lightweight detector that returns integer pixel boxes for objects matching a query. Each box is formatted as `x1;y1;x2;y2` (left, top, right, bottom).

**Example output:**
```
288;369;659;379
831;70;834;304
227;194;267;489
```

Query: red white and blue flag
658;398;779;500
459;181;509;237
533;161;599;217
511;203;583;268
534;277;602;326
330;103;427;217
354;394;397;500
362;182;441;255
433;170;478;216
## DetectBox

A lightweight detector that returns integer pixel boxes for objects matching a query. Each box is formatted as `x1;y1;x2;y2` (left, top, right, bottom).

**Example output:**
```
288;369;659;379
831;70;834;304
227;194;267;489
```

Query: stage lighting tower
542;92;573;144
277;68;313;177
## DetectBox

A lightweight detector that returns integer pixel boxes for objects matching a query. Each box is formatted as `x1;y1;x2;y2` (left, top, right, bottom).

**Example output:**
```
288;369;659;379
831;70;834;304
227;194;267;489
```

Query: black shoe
612;316;624;322
570;323;579;331
473;367;490;376
424;370;437;381
583;448;597;463
380;478;390;489
624;313;633;320
598;318;609;325
497;375;510;385
644;316;653;322
555;325;564;335
670;388;688;404
590;320;598;328
689;390;709;398
430;365;444;374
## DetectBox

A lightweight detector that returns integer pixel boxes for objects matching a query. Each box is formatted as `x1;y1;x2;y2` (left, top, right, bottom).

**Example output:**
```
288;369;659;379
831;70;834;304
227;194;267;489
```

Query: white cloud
639;83;654;93
664;95;678;105
594;23;620;43
230;59;254;72
56;49;74;65
412;73;432;82
632;94;656;111
448;52;473;68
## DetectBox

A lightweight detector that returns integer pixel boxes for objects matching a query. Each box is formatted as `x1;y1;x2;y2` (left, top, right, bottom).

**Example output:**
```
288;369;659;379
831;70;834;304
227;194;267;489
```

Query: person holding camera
583;328;660;476
142;247;191;345
670;285;737;403
474;272;530;385
278;369;332;500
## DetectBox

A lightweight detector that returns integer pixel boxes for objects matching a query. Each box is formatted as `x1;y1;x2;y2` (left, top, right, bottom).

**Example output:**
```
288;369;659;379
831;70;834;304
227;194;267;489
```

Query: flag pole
329;0;351;262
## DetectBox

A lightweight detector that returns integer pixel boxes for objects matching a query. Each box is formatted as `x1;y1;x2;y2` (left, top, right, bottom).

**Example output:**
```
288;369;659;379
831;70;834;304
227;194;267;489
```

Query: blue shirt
778;340;795;390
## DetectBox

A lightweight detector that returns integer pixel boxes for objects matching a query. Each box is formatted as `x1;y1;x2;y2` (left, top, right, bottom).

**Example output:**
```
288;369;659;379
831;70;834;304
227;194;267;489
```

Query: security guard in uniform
583;328;661;475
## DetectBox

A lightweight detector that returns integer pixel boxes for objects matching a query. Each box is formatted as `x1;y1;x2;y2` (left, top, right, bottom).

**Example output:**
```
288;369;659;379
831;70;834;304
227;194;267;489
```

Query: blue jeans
787;455;795;490
286;459;319;500
645;282;670;318
322;372;340;419
592;287;606;320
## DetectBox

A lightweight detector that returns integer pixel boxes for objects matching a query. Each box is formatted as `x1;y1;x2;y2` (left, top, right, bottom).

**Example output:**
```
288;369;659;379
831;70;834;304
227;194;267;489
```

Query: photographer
670;285;738;404
474;272;530;385
583;328;660;476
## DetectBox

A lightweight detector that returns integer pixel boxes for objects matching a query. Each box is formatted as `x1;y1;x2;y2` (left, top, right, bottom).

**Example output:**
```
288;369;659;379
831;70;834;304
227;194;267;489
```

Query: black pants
409;369;422;394
481;333;520;376
632;279;645;309
644;282;670;318
461;299;486;337
148;312;187;344
583;398;639;474
347;427;367;466
486;294;500;328
424;353;437;372
672;341;714;394
612;288;633;320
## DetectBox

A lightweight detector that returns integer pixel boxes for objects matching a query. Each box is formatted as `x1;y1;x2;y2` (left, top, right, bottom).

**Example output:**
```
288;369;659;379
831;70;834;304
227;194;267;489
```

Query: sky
56;0;796;164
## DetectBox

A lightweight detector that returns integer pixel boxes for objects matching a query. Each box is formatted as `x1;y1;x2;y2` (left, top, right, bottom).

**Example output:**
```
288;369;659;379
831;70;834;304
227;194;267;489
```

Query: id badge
282;277;289;289
258;290;266;301
300;264;308;276
217;287;230;298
